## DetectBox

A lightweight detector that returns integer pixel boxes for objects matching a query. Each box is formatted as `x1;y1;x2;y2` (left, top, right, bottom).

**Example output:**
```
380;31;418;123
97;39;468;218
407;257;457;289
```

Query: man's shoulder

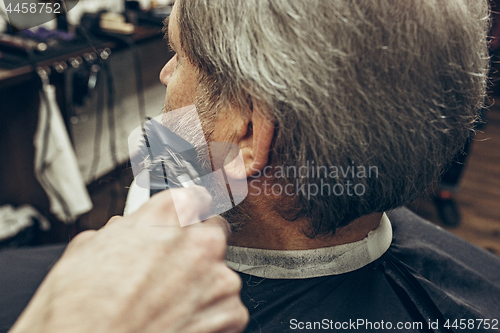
387;207;500;319
387;207;500;279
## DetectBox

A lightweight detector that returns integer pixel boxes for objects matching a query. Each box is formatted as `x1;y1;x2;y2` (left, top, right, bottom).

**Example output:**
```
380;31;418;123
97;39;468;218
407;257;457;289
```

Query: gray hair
176;0;489;236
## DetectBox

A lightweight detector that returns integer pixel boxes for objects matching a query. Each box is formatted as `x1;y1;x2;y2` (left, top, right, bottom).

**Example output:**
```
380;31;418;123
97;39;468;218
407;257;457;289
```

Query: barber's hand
9;187;249;333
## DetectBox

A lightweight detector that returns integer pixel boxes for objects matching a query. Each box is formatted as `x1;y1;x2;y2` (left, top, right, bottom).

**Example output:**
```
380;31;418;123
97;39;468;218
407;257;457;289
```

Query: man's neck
227;197;383;250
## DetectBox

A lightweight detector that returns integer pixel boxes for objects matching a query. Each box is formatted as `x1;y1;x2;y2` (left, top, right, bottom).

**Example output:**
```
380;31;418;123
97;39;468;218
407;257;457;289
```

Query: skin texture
9;187;249;333
161;1;382;250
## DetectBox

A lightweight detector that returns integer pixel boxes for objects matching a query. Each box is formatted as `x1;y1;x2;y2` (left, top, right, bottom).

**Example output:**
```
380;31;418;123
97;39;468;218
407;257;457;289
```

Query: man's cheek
163;94;169;113
165;87;179;113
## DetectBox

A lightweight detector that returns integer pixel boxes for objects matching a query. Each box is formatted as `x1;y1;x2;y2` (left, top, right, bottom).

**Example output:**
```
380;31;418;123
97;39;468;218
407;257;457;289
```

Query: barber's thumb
203;215;232;238
104;215;123;228
65;230;97;254
169;185;213;227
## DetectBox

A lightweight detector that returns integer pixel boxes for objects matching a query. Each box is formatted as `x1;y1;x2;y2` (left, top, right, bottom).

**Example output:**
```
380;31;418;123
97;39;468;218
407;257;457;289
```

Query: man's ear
232;101;275;178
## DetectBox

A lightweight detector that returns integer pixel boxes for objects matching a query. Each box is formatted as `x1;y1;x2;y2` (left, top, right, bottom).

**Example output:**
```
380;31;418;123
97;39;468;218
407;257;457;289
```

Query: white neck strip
225;213;392;279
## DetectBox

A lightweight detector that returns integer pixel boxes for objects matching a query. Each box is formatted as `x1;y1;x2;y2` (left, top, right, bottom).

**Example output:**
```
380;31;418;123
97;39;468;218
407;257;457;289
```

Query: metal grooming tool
139;117;202;196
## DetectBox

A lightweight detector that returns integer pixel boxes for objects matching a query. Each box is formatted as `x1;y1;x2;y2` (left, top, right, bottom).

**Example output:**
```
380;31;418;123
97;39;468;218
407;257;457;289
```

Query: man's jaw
159;104;249;227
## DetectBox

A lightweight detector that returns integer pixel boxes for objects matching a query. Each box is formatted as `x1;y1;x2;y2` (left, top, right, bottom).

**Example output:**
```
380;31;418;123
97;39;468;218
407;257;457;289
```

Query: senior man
156;0;500;332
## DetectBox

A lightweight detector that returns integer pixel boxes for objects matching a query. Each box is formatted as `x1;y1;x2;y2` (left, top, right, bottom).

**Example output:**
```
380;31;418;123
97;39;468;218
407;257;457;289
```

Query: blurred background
0;0;499;256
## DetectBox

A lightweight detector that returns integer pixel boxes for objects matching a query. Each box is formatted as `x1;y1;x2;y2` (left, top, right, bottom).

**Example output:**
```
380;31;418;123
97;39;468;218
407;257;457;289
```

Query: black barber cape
229;208;500;333
0;244;66;333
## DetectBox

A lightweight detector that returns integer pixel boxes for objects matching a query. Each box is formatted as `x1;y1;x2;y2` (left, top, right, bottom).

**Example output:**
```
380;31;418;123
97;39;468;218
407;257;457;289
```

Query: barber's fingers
168;186;213;227
104;215;123;227
200;215;232;239
212;298;249;333
193;268;249;333
168;185;213;216
127;186;212;227
65;230;97;254
183;215;232;260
